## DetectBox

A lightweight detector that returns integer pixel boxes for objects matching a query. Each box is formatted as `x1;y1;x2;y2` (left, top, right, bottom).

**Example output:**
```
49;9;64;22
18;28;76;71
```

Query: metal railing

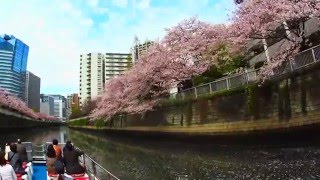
80;153;119;180
170;44;320;100
170;69;260;100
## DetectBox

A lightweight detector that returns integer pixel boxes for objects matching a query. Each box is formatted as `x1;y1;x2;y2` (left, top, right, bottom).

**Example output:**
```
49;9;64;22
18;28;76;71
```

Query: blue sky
0;0;234;97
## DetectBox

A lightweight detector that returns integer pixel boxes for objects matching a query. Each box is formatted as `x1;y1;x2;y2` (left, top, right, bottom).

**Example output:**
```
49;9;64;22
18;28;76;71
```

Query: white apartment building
79;53;104;105
51;95;67;121
104;53;132;82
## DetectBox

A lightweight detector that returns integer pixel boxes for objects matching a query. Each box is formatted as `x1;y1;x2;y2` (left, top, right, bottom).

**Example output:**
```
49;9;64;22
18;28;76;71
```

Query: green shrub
68;118;89;126
94;119;105;128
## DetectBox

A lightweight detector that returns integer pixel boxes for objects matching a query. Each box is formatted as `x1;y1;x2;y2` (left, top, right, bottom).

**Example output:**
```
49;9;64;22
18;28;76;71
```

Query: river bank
0;108;64;131
69;117;320;145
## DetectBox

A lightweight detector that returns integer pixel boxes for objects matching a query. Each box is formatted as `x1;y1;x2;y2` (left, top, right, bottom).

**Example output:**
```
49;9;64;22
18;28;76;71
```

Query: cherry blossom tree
229;0;320;75
91;1;320;121
36;112;58;121
0;88;57;121
91;18;227;120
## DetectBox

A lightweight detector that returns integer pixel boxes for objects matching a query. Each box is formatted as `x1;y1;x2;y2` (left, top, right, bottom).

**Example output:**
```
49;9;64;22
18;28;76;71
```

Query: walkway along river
1;126;320;179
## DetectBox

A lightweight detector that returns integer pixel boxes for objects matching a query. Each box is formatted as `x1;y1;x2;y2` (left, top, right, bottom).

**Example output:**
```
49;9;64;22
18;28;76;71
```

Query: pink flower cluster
0;89;57;121
229;0;320;74
91;0;320;120
91;18;227;120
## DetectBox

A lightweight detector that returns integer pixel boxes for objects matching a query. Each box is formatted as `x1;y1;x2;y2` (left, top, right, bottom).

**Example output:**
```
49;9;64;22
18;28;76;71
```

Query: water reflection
69;129;320;180
0;126;68;150
1;127;320;179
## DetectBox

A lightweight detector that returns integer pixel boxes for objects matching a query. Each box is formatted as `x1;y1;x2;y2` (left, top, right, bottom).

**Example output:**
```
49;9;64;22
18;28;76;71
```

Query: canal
1;126;320;179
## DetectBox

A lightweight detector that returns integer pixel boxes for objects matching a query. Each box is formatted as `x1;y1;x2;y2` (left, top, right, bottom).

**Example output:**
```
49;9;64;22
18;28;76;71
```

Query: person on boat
4;143;10;160
46;144;57;174
63;141;85;175
47;145;64;180
52;139;62;160
0;151;17;180
8;143;23;173
63;140;72;152
16;139;28;163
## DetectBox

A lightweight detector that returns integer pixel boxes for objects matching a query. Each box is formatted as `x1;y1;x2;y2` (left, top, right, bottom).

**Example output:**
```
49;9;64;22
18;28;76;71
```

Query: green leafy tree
193;44;248;86
69;107;83;119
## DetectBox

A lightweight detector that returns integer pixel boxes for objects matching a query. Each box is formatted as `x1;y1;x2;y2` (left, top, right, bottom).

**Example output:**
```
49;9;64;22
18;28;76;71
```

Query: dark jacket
17;144;28;162
63;150;85;175
8;151;22;173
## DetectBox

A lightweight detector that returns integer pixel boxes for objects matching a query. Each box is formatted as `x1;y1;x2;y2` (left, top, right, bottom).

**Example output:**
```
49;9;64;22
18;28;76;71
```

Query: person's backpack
54;160;64;174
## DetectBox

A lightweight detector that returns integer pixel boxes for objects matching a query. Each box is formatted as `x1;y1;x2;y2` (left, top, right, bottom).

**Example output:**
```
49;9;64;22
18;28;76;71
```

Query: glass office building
0;34;29;100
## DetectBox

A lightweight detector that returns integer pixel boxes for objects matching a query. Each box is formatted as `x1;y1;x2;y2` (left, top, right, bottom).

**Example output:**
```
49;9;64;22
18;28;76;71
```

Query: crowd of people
47;139;86;176
0;138;85;180
0;139;28;180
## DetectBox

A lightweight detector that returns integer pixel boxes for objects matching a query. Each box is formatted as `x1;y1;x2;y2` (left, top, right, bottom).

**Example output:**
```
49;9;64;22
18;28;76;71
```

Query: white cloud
111;0;128;8
95;7;108;14
87;0;99;7
80;18;94;27
61;1;82;18
0;0;95;96
0;0;230;97
137;0;150;10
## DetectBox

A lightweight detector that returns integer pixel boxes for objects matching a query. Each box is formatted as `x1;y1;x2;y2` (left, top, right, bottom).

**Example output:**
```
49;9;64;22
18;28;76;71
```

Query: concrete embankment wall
0;108;63;129
70;67;320;136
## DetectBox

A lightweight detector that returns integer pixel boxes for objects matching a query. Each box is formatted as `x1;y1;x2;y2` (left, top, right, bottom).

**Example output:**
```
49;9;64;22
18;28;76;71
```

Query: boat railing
21;142;43;161
79;152;120;180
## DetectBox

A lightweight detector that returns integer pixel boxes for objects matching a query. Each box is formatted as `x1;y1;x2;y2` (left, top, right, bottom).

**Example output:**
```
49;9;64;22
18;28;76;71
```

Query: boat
5;142;119;180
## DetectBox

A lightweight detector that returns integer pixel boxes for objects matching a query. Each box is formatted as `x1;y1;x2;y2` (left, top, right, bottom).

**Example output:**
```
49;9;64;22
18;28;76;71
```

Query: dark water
1;127;320;179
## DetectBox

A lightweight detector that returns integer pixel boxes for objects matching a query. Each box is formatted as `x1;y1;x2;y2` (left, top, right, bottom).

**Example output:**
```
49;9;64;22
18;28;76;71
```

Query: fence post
289;60;294;72
226;78;230;90
92;159;96;177
82;155;85;167
194;88;198;98
312;48;317;62
245;71;250;84
209;83;212;94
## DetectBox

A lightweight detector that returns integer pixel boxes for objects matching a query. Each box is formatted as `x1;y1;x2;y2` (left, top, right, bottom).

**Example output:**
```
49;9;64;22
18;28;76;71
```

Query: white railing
80;153;119;180
170;44;320;100
170;69;260;100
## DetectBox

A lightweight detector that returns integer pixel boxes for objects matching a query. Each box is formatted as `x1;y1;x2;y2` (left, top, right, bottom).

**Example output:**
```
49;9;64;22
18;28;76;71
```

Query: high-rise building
79;53;132;105
25;71;41;111
40;94;54;116
67;93;80;118
0;34;29;100
50;95;67;121
104;53;132;81
79;53;104;105
67;93;80;109
131;36;155;64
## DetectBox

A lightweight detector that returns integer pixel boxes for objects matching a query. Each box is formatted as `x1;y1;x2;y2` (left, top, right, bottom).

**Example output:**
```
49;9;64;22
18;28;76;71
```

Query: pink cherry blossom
0;88;57;121
91;18;227;120
91;1;320;120
229;0;320;75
